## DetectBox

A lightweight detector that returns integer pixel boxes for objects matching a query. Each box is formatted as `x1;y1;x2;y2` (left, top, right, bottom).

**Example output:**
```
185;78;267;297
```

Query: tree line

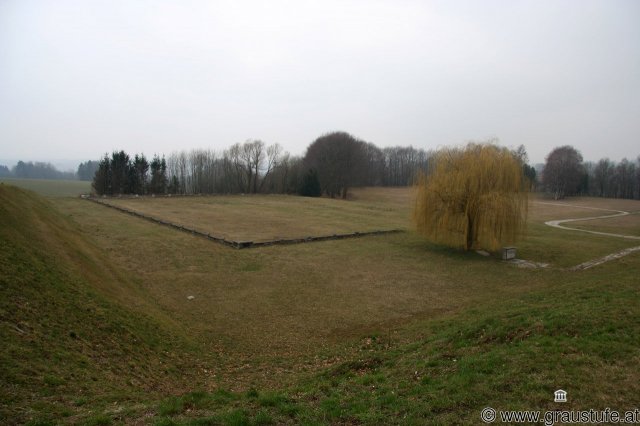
92;152;168;196
92;132;432;197
0;161;76;180
0;160;100;181
542;145;640;200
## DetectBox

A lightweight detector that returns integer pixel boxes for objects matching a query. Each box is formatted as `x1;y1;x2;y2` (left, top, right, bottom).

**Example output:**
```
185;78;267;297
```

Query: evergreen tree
299;169;321;197
77;160;100;181
92;155;111;195
149;155;167;194
110;151;130;195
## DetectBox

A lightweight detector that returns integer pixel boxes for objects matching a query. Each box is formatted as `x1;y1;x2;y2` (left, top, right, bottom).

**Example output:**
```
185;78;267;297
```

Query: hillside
1;185;639;424
0;179;91;198
0;186;208;424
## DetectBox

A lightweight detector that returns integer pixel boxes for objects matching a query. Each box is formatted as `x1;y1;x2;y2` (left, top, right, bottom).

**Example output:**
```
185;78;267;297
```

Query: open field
0;178;91;197
101;193;410;242
521;196;640;267
2;185;640;424
568;213;640;237
99;190;640;268
533;196;640;212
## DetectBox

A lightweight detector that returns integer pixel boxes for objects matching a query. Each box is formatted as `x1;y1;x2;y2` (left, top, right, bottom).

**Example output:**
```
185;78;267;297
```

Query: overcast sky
1;0;639;169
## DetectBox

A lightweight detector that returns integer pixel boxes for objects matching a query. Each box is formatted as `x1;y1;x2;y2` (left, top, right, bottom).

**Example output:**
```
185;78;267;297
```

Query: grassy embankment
1;183;639;424
0;178;91;198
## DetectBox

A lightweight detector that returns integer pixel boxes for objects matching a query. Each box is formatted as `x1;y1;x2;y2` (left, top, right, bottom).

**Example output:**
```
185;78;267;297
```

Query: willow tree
413;143;528;251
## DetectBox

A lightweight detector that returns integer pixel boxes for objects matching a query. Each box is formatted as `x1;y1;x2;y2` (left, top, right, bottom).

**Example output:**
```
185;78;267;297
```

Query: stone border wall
85;197;403;249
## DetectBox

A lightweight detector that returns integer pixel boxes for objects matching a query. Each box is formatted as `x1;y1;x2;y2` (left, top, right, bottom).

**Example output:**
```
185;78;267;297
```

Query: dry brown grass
530;195;640;237
528;200;607;222
348;186;415;205
6;185;640;424
541;196;640;212
58;190;640;387
569;213;640;236
56;190;560;388
102;191;411;242
102;191;640;242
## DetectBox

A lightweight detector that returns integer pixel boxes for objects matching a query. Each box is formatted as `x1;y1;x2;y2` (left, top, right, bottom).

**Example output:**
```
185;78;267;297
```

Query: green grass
1;185;639;424
516;222;638;267
0;186;208;423
147;258;640;424
0;178;91;197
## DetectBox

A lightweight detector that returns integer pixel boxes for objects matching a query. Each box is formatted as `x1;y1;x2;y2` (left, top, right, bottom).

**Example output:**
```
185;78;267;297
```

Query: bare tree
226;143;250;193
592;158;613;197
362;142;385;186
381;146;429;186
614;158;636;199
258;143;281;192
266;153;302;194
246;140;265;193
543;146;584;199
304;131;367;199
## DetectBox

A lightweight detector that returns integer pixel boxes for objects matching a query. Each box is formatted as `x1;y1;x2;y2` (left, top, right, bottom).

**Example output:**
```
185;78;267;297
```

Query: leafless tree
543;146;584;199
304;131;367;199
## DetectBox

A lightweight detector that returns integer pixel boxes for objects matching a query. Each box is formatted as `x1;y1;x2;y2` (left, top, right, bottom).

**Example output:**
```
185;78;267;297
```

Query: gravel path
537;201;640;241
533;201;640;270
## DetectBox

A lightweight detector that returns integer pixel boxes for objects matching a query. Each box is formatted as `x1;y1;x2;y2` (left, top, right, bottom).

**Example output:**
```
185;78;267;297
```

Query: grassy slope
0;179;91;198
151;258;640;424
1;186;639;424
0;186;212;424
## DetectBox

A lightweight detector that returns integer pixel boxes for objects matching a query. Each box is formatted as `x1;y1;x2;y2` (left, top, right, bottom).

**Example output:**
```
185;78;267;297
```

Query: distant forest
540;145;640;200
91;132;432;198
3;135;639;201
0;161;80;180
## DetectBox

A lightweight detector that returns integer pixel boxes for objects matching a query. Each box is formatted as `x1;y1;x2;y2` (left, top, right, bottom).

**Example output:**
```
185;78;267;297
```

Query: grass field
1;184;639;424
100;189;640;267
568;213;640;237
0;178;91;197
100;194;408;242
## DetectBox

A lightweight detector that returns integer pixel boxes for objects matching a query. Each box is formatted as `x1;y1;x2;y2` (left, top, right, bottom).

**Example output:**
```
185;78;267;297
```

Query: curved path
537;202;640;241
533;201;640;270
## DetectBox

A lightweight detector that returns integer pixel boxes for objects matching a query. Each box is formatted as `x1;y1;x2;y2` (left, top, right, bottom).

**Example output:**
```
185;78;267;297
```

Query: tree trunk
253;165;259;193
246;169;252;193
465;213;474;251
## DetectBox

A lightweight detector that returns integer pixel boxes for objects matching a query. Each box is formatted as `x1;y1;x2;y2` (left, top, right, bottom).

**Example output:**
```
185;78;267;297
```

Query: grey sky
1;0;638;168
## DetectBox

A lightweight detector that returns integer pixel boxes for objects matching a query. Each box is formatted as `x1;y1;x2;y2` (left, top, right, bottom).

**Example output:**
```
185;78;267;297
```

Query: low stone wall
86;197;403;249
